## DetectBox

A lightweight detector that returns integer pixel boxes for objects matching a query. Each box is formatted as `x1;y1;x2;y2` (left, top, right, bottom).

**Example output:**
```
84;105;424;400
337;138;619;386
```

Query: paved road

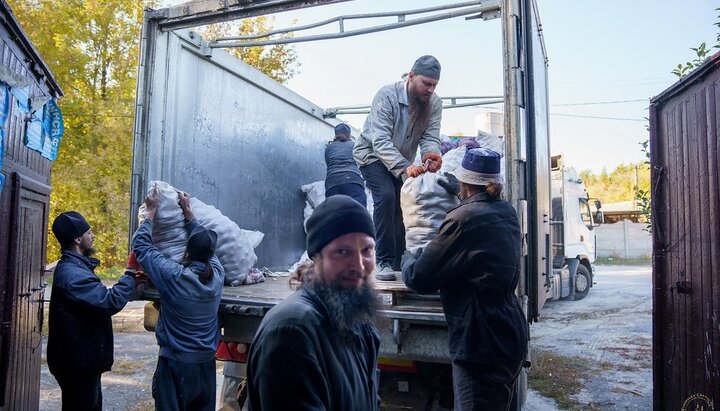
40;264;652;410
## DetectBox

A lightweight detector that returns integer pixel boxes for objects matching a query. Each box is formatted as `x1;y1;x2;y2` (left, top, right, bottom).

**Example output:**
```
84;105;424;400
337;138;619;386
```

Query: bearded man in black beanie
247;195;381;411
47;211;141;411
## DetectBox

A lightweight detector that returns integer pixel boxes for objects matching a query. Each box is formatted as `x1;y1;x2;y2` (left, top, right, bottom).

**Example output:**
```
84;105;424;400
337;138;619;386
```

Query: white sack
401;147;466;253
138;181;264;286
301;180;374;233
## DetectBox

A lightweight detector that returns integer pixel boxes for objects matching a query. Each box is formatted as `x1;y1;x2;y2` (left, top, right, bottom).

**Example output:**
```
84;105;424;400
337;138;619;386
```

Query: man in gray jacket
353;55;444;280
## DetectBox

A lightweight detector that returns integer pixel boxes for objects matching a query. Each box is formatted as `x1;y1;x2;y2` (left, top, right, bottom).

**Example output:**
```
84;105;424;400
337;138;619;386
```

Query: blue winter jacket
132;218;225;363
47;251;135;377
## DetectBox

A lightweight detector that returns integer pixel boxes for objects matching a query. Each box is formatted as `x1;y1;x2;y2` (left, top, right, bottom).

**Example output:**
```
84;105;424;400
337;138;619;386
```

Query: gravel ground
39;264;652;410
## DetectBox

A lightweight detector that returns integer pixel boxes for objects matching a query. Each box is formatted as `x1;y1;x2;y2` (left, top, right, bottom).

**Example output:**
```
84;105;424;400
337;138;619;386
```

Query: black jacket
47;251;135;377
402;192;528;364
247;287;380;411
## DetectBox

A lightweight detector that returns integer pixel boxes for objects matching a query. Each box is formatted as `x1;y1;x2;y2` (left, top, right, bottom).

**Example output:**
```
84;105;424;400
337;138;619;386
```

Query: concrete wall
595;219;652;259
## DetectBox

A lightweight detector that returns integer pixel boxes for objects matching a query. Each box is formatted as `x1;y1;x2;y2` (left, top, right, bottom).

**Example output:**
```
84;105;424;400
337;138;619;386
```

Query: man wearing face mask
353;55;444;281
47;211;141;411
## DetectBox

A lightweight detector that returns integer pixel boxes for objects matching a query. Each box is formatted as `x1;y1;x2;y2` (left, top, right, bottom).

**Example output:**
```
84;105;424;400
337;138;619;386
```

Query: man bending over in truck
352;55;444;281
247;194;380;411
47;211;142;411
402;148;528;411
132;189;225;411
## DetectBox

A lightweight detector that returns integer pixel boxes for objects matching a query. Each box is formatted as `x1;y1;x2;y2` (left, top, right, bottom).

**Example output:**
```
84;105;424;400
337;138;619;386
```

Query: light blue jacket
353;80;442;178
132;219;225;363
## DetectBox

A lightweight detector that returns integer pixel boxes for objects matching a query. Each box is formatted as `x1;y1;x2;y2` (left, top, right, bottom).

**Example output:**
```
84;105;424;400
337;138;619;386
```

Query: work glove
125;251;148;285
406;165;426;178
437;172;460;196
421;153;443;173
125;251;141;273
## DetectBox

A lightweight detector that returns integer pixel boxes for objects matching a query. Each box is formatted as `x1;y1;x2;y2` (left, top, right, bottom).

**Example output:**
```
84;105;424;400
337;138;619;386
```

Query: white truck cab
549;154;604;301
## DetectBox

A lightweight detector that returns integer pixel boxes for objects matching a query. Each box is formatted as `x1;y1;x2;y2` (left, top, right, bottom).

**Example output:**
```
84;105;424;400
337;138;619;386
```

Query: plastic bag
138;181;264;286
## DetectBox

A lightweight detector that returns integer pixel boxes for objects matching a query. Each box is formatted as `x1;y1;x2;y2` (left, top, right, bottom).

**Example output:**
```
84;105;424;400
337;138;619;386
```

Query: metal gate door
0;172;50;410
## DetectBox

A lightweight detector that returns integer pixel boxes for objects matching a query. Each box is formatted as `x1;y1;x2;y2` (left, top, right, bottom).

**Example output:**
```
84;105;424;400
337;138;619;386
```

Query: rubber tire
573;264;591;301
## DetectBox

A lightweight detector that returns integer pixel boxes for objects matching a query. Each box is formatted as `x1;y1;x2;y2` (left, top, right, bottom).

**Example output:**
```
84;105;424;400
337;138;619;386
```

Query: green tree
579;162;651;206
200;17;299;84
8;0;300;270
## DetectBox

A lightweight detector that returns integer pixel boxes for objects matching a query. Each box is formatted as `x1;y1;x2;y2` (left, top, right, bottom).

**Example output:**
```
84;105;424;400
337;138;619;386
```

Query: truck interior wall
650;52;720;409
131;26;334;270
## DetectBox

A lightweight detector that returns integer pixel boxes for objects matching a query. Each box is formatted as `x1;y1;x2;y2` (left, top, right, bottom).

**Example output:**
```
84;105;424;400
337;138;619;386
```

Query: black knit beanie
306;195;375;257
52;211;91;245
187;225;218;261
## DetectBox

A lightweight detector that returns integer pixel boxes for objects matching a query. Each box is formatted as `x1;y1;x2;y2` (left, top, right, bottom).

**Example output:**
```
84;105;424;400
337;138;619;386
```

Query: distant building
601;201;645;224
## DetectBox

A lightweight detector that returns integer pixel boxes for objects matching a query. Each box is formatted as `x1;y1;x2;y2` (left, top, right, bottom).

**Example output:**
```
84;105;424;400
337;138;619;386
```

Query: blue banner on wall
10;85;30;113
25;115;43;152
41;99;64;160
0;128;5;196
0;83;9;128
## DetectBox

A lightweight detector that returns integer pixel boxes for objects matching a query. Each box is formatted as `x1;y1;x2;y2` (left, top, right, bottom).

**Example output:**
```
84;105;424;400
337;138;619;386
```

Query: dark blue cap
456;148;503;185
187;225;218;261
411;55;441;80
334;123;351;137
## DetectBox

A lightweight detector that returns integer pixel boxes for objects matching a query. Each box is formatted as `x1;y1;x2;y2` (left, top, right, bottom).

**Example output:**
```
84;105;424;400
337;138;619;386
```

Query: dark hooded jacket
247;287;380;411
47;251;135;377
402;192;528;364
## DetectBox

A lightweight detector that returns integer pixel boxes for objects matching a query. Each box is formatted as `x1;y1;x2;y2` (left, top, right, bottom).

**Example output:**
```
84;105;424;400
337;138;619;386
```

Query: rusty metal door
0;172;49;410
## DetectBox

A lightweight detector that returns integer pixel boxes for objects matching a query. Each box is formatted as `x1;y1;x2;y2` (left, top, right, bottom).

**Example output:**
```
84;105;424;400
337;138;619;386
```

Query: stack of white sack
137;181;264;286
300;181;373;232
401;146;467;253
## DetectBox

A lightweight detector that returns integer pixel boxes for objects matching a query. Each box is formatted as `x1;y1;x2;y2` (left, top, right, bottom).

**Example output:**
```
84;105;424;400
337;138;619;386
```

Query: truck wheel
573;264;591;301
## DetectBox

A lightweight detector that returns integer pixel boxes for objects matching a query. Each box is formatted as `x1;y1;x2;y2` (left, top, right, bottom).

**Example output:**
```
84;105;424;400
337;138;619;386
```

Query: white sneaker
375;263;397;281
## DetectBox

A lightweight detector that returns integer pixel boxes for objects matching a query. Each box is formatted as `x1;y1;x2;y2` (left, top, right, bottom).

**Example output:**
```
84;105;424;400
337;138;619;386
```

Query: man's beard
308;279;379;343
408;87;431;136
83;247;96;257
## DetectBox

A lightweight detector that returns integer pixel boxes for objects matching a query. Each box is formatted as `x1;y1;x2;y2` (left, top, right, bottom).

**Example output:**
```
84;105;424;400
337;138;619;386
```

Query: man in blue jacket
132;189;224;411
47;211;139;411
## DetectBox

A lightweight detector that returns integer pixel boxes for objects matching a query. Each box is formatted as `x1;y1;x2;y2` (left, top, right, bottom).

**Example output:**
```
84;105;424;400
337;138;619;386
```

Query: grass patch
595;257;651;266
528;350;595;409
110;358;144;375
112;318;147;333
127;400;155;411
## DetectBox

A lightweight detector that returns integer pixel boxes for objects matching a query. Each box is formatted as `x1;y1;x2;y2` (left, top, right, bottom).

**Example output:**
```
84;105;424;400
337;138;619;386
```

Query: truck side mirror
594;210;604;226
594;199;602;210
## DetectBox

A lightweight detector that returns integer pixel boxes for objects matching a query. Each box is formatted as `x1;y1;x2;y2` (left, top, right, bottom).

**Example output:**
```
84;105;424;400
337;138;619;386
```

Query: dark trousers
360;161;405;269
326;182;367;206
152;356;216;411
55;373;102;411
452;360;523;411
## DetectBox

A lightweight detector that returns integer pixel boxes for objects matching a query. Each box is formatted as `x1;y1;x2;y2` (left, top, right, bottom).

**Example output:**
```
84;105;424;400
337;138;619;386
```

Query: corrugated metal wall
0;1;61;409
650;52;720;410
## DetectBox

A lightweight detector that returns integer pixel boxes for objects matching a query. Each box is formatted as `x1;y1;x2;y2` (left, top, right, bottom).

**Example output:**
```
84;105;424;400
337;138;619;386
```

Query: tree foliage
8;0;299;269
579;163;650;205
200;17;299;84
672;8;720;78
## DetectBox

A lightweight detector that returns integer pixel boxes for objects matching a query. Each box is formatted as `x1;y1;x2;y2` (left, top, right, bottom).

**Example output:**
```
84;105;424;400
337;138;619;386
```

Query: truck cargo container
132;1;552;409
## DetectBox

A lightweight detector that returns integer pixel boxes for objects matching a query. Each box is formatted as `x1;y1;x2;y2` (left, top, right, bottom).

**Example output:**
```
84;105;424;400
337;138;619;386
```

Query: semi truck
130;0;553;409
549;154;603;301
